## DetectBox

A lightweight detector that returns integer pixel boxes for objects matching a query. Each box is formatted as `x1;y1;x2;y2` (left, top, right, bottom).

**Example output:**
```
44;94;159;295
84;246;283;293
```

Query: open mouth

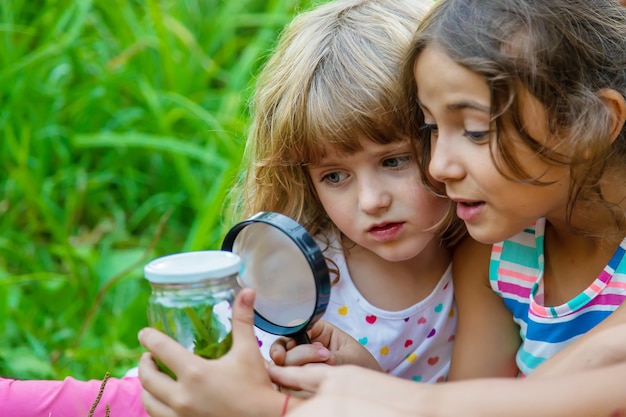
458;201;483;207
370;222;401;232
367;222;404;241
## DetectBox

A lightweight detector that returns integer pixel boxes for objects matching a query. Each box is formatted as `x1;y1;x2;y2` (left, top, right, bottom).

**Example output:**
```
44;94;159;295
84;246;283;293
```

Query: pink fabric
0;376;147;417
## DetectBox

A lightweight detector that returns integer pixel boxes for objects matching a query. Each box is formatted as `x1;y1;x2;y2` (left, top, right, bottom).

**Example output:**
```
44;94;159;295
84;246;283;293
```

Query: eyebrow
447;100;490;113
310;142;412;167
417;99;490;113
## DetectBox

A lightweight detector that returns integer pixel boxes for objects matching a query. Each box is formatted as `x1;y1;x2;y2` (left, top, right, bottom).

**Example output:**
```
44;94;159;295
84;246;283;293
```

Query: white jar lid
144;250;241;284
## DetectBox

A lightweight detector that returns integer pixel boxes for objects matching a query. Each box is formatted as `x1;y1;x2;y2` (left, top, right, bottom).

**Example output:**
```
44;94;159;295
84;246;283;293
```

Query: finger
138;327;195;376
306;320;331;343
269;340;286;366
141;388;178;417
137;352;179;404
230;288;262;354
268;337;295;366
272;344;331;367
268;363;330;393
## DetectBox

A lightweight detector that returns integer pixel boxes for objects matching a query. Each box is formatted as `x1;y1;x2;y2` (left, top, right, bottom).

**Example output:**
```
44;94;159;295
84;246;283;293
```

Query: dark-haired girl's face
413;45;571;244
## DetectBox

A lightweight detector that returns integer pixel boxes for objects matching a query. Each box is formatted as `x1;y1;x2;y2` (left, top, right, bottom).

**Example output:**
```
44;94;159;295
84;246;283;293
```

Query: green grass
0;0;325;380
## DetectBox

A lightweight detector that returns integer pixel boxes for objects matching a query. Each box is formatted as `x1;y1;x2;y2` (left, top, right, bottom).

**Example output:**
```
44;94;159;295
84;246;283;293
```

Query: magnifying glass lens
233;223;317;327
221;212;330;344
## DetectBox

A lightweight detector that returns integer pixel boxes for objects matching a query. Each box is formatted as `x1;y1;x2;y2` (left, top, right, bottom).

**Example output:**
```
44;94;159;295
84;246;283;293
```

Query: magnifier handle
293;331;312;345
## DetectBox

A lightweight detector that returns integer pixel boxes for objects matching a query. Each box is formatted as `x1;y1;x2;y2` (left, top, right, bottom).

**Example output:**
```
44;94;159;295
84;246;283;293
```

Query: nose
428;133;464;184
358;175;391;214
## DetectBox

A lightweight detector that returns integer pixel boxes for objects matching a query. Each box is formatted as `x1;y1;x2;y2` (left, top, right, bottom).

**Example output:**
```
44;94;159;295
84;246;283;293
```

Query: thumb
230;288;259;353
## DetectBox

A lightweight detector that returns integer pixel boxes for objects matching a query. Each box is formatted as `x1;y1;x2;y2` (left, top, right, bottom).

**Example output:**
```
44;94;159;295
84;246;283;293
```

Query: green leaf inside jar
151;303;233;379
184;304;233;359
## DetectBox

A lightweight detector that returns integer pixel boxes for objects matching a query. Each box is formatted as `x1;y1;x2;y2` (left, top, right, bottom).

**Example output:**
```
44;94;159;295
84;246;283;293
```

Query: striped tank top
489;217;626;376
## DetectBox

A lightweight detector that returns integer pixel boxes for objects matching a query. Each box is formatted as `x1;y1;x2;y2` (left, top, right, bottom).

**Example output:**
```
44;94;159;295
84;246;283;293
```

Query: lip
367;222;404;242
454;200;485;222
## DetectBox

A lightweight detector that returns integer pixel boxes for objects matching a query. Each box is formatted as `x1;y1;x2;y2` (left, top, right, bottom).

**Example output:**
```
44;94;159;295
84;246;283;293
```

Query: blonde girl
226;0;466;383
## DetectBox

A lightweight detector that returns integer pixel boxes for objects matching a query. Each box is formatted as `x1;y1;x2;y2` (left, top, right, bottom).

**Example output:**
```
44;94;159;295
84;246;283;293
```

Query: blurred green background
1;0;326;380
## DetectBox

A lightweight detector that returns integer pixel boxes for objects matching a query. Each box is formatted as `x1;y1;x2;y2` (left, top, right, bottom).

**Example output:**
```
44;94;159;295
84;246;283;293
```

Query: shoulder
452;235;491;270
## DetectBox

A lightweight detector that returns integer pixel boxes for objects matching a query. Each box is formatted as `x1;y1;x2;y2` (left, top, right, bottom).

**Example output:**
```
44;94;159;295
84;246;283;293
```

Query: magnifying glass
221;211;331;345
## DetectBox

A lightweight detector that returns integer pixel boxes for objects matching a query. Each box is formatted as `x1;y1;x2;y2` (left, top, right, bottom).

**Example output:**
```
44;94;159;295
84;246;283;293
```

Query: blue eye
321;171;347;185
383;155;412;168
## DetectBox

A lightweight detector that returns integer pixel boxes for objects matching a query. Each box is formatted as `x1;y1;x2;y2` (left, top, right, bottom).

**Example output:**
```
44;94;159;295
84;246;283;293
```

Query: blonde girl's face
414;46;571;244
306;136;447;262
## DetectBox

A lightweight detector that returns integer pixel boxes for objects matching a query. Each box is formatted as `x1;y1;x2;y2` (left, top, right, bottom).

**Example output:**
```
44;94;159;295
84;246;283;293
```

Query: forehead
305;131;411;164
413;46;491;115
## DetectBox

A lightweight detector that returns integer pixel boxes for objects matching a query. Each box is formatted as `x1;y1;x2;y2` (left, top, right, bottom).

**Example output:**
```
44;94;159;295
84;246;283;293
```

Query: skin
137;32;626;417
270;355;626;417
270;41;626;416
272;136;452;365
139;136;456;414
270;319;382;369
138;289;301;417
416;46;571;246
414;44;626;380
306;136;450;310
307;136;446;265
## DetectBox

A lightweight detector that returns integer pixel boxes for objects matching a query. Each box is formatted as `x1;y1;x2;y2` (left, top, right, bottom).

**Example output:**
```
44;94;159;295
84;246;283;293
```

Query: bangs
282;70;407;165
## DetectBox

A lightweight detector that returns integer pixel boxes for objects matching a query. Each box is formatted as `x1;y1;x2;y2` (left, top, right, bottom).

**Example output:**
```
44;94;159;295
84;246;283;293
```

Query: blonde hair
230;0;463;246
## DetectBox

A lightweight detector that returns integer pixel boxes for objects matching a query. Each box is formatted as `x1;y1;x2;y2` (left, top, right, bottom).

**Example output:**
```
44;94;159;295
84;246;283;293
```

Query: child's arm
448;236;520;379
271;360;626;417
270;362;626;417
0;375;146;417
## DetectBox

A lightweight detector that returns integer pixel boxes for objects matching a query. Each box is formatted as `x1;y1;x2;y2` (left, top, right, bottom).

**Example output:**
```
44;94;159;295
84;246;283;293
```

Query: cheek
316;193;349;223
413;188;449;222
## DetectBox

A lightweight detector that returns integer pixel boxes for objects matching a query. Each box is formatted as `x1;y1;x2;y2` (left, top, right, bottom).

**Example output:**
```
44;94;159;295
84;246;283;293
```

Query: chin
465;227;508;245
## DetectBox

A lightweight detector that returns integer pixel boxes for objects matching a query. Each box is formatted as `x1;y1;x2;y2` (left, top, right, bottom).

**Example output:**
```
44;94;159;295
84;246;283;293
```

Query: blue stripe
518;348;546;371
609;245;626;272
502;298;530;323
524;310;612;343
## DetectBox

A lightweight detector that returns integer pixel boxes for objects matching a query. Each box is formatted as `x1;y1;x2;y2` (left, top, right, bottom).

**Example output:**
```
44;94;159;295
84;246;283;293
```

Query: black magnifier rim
221;211;330;339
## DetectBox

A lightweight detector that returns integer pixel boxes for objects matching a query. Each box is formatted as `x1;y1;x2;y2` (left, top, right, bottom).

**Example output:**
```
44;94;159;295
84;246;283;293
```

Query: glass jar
144;250;241;375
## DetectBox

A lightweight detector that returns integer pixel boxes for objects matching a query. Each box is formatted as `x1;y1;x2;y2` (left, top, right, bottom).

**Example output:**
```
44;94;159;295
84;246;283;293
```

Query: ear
597;88;626;144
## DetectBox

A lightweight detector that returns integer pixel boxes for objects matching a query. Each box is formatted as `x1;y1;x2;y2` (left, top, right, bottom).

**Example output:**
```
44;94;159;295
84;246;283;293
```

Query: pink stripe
498;281;532;298
585;294;626;308
607;280;626;289
532;304;549;316
492;245;503;254
588;282;603;294
498;268;537;283
597;270;612;284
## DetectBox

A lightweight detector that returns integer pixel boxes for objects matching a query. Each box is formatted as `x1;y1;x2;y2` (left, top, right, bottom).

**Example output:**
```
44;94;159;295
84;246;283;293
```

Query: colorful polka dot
406;353;418;363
